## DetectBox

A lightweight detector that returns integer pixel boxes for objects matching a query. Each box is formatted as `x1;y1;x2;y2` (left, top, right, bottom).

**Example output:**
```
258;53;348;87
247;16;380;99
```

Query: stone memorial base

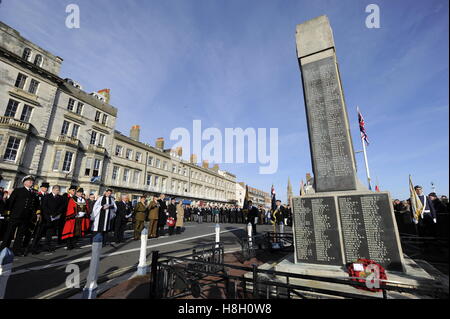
291;189;405;272
268;253;447;299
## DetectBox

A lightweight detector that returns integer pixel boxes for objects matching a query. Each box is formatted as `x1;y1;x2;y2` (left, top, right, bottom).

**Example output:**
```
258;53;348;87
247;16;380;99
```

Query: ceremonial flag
375;185;380;192
242;185;249;213
271;185;277;211
300;180;306;196
409;175;423;223
358;108;369;146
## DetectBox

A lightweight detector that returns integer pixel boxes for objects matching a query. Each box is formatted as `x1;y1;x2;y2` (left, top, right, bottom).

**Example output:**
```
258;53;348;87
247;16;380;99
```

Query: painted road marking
10;227;243;276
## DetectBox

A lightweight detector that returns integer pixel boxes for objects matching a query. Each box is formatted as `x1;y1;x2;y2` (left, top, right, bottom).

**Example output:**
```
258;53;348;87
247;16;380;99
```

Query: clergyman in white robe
92;195;117;233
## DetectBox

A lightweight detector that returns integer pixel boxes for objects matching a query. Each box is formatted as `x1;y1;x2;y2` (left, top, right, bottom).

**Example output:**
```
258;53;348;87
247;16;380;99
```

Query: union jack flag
358;109;369;146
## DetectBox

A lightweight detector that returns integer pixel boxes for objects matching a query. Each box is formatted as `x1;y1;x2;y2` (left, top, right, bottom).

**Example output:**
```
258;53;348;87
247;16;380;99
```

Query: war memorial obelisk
290;15;405;272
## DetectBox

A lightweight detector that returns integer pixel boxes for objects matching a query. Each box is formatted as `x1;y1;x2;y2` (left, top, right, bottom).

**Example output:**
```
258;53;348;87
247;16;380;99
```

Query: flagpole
358;106;372;190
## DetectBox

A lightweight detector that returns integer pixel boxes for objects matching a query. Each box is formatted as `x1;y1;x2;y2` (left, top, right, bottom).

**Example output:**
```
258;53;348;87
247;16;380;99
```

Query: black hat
41;182;50;188
76;187;84;193
414;185;422;190
429;192;437;197
69;185;77;191
22;175;35;183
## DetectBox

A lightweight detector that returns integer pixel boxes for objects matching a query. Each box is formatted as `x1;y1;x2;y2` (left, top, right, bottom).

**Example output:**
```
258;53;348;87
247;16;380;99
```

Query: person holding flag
242;186;258;235
409;177;436;239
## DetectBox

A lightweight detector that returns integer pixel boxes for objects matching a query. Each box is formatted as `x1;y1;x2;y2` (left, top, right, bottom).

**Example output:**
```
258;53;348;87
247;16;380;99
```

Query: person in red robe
62;186;90;250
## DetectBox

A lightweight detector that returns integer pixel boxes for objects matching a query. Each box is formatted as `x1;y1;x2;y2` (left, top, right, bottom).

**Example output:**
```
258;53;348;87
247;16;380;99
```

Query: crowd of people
0;174;293;257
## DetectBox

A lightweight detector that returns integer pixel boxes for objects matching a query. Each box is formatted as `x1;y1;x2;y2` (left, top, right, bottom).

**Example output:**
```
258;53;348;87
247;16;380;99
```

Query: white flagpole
358;106;372;190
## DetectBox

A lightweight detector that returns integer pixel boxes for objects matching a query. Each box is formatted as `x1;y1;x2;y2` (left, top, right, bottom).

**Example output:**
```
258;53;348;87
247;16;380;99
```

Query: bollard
136;227;149;276
215;223;220;248
82;232;103;299
247;223;253;248
0;248;14;299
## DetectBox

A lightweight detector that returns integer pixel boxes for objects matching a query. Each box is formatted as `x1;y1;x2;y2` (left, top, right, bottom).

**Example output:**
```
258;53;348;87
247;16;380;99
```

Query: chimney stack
155;137;164;150
202;160;209;169
176;146;182;157
212;164;219;171
130;125;140;142
190;154;197;164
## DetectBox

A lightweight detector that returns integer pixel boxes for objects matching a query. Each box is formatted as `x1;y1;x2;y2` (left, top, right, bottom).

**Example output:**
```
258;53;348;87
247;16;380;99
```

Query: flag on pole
243;185;249;212
358;108;369;146
271;184;277;211
409;175;423;224
300;180;306;196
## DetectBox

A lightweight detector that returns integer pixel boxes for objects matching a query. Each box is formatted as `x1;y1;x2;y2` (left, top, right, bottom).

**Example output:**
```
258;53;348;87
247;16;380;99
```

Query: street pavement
4;222;281;299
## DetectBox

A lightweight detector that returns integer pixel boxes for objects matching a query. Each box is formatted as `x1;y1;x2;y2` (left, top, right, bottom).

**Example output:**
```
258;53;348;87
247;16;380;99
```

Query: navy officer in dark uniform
411;185;437;237
0;175;41;256
246;200;259;235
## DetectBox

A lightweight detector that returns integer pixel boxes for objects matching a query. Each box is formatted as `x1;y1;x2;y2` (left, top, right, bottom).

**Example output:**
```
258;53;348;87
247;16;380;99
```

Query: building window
126;149;132;160
3;137;21;161
34;54;43;67
98;134;105;146
154;176;159;187
67;98;75;111
123;168;129;182
28;79;39;94
62;151;74;172
102;114;108;125
156;159;161;169
112;166;119;180
61;120;70;135
90;131;97;145
85;158;92;176
95;111;101;122
115;145;122;156
133;170;140;184
93;159;101;177
14;73;27;89
136;152;142;162
20;105;33;122
146;174;152;186
71;124;79;138
22;48;32;61
5;99;19;118
76;102;83;115
162;178;167;190
148;156;154;166
53;150;62;171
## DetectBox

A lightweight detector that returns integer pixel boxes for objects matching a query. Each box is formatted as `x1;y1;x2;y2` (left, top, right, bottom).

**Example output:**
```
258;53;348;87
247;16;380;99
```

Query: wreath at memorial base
346;258;387;292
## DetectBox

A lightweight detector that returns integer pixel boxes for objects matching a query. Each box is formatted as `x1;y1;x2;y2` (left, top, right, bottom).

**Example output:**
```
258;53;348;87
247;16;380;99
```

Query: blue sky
1;0;448;202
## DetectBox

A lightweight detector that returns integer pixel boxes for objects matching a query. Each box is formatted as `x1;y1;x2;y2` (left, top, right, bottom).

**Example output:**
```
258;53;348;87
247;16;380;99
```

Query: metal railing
148;238;448;300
